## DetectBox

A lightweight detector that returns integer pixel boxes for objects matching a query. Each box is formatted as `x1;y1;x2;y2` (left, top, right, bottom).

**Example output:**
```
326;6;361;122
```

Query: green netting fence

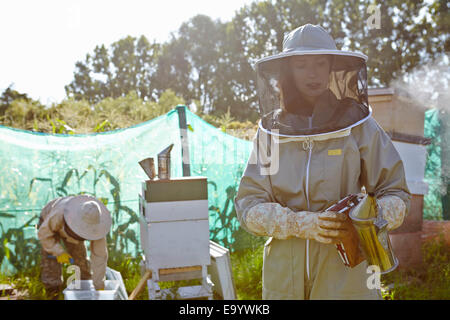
423;108;448;220
0;106;253;274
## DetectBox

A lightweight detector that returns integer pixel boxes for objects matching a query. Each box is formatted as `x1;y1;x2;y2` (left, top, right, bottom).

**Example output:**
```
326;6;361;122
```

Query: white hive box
392;141;428;195
105;267;128;300
139;177;210;272
63;280;120;300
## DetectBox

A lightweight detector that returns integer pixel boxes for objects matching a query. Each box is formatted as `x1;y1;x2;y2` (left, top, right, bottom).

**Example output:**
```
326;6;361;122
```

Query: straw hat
63;195;112;241
256;23;368;74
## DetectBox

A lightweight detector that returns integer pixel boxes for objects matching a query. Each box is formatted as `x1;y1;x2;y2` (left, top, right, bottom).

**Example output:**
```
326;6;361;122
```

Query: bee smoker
349;194;399;274
138;144;174;180
157;144;174;180
139;158;156;180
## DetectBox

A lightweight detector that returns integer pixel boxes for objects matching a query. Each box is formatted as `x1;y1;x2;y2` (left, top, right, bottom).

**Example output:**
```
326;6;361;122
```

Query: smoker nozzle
139;158;156;180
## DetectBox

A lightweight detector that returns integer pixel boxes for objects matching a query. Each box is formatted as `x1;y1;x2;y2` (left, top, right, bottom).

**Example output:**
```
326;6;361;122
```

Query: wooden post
128;270;152;300
176;105;191;177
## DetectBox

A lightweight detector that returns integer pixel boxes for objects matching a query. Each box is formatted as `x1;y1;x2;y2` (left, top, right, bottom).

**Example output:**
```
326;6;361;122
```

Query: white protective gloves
244;195;407;243
245;202;350;244
377;195;407;231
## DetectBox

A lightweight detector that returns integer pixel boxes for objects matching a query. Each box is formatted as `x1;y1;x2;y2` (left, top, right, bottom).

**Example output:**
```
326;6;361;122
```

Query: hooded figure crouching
37;195;112;298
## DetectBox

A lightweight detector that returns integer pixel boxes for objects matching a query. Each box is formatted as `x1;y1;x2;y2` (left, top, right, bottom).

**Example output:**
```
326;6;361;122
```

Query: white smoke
390;53;450;219
390;53;450;112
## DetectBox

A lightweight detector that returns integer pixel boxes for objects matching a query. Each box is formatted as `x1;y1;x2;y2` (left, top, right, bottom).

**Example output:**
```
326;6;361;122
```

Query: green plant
6;165;142;271
217;108;235;133
208;182;240;249
231;245;264;300
94;119;111;133
381;236;450;300
0;215;40;272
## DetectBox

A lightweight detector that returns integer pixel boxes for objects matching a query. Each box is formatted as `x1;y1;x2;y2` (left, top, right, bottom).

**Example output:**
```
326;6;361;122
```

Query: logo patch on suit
328;149;342;156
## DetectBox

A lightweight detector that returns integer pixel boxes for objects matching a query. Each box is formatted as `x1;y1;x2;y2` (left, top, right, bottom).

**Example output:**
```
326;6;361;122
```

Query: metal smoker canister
138;157;156;180
349;194;399;274
157;144;174;180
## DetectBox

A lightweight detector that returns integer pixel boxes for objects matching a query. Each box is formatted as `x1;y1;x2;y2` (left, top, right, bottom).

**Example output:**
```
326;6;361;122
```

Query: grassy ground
1;237;448;300
230;237;450;300
380;236;449;300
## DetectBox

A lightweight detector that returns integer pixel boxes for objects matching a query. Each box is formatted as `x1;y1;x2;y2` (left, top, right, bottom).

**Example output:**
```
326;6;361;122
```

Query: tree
226;0;328;119
152;35;193;104
64;0;447;121
154;15;233;115
0;84;32;116
65;35;160;103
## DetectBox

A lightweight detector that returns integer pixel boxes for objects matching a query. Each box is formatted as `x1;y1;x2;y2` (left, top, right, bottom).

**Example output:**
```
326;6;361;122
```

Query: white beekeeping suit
235;24;410;300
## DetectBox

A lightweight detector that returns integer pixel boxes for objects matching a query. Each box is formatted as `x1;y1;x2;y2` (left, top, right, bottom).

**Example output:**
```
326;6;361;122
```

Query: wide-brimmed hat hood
255;24;371;138
63;195;112;241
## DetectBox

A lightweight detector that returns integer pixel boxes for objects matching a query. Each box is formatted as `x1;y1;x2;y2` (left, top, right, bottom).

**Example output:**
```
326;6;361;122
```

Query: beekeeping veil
255;24;371;137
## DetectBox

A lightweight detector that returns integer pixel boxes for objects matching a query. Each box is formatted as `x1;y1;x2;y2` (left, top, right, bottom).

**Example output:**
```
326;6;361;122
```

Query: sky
0;0;255;105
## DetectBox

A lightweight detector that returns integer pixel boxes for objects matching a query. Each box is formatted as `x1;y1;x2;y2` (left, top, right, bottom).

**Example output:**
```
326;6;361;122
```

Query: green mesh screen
423;108;444;220
0;106;252;274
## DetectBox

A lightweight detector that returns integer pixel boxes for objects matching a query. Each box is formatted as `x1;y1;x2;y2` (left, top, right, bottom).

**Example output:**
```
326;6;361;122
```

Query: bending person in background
37;195;111;299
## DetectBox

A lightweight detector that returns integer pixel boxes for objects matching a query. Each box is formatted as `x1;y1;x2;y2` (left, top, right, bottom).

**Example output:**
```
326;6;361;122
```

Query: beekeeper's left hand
377;195;407;230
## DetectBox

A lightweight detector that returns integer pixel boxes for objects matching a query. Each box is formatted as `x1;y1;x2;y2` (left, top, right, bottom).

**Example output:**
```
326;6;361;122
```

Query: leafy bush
381;236;450;300
230;245;264;300
0;89;185;134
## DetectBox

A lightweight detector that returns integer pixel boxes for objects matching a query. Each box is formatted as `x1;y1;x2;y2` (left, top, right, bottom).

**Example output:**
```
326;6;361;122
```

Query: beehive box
139;177;210;271
369;87;426;137
369;87;431;269
63;280;120;300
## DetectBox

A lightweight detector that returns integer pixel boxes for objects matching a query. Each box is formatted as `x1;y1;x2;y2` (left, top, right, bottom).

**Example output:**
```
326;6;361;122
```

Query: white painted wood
406;180;429;195
145;220;210;269
63;280;120;300
208;241;237;300
105;267;128;300
143;200;209;222
392;141;428;195
139;197;150;262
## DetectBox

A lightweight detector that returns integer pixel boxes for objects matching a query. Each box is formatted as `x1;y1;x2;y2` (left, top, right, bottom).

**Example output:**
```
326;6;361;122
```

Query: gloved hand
377;195;407;230
245;202;350;243
56;252;73;264
312;211;353;244
95;284;105;291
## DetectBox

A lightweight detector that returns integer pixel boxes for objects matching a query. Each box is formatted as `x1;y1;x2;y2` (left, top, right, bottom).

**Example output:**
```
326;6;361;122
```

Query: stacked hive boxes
369;88;430;268
139;177;211;278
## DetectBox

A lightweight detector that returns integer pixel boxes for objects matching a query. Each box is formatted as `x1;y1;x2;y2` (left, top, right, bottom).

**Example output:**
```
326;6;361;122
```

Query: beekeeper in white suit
37;195;112;298
235;24;411;300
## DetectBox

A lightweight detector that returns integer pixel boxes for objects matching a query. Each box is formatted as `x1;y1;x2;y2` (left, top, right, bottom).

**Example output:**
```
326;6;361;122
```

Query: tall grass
230;245;264;300
0;89;185;134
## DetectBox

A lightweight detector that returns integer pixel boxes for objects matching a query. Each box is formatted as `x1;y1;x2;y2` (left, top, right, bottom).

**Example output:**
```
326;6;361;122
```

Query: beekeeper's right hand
245;202;349;243
314;211;352;244
56;252;73;264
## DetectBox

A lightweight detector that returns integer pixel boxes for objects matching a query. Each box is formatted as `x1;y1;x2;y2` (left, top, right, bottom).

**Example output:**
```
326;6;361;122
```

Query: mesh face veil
255;24;370;137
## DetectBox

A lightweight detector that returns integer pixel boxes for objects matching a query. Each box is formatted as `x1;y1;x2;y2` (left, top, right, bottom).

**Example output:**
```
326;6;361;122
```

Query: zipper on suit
302;137;314;281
